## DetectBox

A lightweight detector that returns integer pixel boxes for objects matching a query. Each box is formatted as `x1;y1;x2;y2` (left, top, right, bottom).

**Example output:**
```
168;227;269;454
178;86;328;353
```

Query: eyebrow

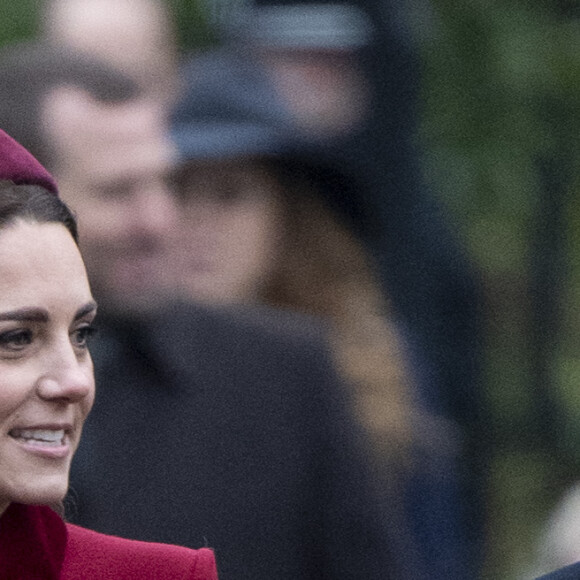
75;301;98;320
0;301;97;323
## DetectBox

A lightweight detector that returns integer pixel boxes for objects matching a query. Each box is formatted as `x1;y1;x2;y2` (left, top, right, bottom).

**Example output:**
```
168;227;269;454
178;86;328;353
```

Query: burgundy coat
0;503;218;579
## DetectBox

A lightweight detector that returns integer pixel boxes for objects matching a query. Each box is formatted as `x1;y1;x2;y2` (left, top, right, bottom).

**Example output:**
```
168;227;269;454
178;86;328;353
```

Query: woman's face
174;159;283;304
0;220;96;516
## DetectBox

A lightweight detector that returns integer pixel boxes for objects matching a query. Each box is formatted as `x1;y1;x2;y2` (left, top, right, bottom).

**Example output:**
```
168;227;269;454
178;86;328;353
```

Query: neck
0;500;9;518
0;503;68;578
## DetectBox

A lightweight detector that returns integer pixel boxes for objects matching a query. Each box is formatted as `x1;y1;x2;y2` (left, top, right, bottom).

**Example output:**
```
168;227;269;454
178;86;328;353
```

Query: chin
12;477;69;508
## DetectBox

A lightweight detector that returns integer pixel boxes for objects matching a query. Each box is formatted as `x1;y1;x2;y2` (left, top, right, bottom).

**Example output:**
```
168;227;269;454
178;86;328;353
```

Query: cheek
0;371;33;424
82;202;128;243
236;198;280;245
227;211;280;275
83;387;95;417
59;186;107;234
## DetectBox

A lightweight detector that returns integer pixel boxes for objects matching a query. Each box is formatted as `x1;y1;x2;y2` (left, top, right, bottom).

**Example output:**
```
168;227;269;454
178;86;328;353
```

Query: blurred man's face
42;87;178;315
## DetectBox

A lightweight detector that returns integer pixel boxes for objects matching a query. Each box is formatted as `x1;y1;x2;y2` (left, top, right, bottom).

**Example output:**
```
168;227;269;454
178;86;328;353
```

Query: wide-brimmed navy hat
170;47;296;162
170;46;378;240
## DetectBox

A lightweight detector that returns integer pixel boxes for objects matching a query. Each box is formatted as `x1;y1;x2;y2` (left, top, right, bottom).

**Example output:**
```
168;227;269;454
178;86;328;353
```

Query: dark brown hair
0;181;78;243
257;172;417;468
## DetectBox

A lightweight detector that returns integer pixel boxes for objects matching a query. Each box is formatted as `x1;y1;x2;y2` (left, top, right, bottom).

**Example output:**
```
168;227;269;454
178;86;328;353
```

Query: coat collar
0;503;67;579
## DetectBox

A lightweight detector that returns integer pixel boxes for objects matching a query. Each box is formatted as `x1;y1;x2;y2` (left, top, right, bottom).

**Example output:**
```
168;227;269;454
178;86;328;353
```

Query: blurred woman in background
170;45;469;579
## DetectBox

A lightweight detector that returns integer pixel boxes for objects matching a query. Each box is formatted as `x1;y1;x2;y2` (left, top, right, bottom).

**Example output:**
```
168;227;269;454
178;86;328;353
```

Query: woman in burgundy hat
0;128;218;579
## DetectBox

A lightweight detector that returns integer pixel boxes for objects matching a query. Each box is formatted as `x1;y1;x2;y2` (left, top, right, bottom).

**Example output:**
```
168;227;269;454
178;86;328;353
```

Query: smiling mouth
8;429;66;447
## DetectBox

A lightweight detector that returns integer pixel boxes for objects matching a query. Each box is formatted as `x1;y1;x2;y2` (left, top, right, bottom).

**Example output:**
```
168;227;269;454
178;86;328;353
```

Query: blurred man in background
0;41;405;579
41;0;179;103
43;84;178;314
0;41;177;316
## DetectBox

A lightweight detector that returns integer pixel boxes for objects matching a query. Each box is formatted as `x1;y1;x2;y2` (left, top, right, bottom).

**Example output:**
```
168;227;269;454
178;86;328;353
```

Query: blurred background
2;1;580;578
415;3;580;579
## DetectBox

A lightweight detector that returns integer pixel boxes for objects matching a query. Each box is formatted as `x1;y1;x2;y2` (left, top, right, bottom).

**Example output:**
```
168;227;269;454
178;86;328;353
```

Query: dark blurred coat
68;301;406;580
169;34;479;576
536;563;580;579
248;0;485;571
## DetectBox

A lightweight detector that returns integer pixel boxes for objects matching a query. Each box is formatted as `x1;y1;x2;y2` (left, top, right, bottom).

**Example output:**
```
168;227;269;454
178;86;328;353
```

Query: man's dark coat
68;302;403;579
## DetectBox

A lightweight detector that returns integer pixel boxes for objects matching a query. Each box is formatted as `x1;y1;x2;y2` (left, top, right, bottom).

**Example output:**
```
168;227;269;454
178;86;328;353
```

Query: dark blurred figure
211;0;485;575
170;40;471;579
225;1;373;141
0;41;406;580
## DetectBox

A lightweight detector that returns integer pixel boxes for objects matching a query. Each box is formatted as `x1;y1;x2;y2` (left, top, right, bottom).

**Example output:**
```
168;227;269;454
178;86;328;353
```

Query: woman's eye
71;325;98;349
0;329;33;350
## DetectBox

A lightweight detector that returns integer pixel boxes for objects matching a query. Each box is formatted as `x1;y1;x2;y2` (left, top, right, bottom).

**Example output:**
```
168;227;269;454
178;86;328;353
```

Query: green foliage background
0;1;39;44
1;1;580;577
417;2;580;578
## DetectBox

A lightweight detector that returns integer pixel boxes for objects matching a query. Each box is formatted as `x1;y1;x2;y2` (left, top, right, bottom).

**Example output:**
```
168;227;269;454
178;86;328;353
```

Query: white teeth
10;429;65;446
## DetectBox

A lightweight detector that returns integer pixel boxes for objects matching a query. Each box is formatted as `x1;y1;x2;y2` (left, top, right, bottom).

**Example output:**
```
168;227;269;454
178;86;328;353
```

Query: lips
9;428;66;447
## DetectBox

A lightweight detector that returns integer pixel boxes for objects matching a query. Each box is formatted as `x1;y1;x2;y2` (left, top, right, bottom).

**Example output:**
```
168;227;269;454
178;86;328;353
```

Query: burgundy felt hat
0;129;58;194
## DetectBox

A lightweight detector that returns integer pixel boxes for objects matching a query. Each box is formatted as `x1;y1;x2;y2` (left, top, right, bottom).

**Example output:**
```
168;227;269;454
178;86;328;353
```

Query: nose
132;180;178;240
36;341;94;404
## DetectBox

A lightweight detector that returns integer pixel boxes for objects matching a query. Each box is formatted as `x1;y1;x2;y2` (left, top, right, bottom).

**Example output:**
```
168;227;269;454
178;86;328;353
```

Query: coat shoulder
162;300;330;350
537;562;580;579
62;523;218;579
